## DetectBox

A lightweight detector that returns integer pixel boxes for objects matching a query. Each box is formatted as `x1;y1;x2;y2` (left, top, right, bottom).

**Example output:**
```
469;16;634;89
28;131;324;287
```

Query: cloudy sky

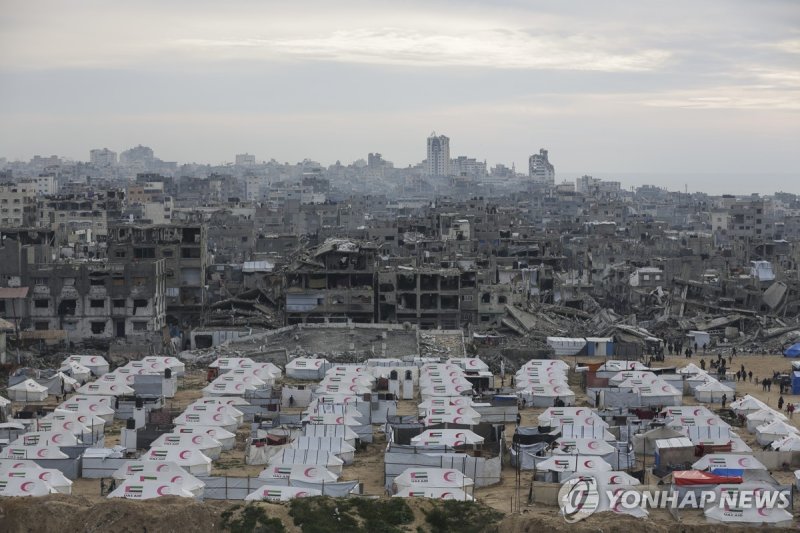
1;0;798;192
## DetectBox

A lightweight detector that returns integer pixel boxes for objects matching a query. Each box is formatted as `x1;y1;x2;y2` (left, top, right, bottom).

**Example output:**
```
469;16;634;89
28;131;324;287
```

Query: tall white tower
426;132;450;177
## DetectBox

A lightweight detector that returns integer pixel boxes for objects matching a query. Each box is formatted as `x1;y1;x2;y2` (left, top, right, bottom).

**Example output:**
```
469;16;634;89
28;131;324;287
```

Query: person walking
721;393;727;409
767;379;772;392
789;403;795;419
748;371;753;383
779;396;785;410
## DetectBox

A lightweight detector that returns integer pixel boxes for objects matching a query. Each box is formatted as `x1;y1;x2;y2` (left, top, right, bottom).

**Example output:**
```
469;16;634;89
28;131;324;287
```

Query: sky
1;0;798;193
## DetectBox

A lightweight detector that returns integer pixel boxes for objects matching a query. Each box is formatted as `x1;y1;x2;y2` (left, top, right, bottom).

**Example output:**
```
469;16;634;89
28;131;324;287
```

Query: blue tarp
792;371;800;395
711;468;744;478
784;343;800;357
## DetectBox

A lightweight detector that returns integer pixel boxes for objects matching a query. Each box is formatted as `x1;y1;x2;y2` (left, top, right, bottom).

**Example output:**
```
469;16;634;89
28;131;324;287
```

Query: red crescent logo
455;386;465;392
454;440;464;446
738;458;749;467
586;418;595;425
662;385;670;392
610;475;620;484
336;416;344;424
91;357;98;363
296;491;308;497
179;450;190;459
584;460;594;468
235;383;244;391
20;481;33;493
440;492;452;499
171;475;183;483
349;385;357;391
694;408;702;416
470;360;478;366
453;417;462;424
89;404;98;412
443;471;456;482
157;464;168;472
37;449;48;458
304;467;317;478
213;414;222;421
576;409;584;415
39;472;50;480
588;441;599;450
52;434;62;444
192;436;202;444
157;485;169;496
457;408;465;414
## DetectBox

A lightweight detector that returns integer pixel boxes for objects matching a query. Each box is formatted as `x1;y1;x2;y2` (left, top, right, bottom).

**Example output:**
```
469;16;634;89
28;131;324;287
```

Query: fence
196;476;359;500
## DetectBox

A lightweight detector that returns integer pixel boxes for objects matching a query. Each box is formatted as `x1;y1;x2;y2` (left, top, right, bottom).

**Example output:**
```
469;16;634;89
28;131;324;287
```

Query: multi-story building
235;153;256;166
34;175;57;195
528;148;555;185
106;224;208;312
38;190;125;244
89;148;117;167
426;132;450;177
26;260;166;342
0;182;38;227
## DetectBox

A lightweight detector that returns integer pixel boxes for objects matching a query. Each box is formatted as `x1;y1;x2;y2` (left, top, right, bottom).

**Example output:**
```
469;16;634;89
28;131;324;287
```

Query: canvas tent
0;476;56;497
285;358;327;380
393;487;473;501
410;429;484;447
518;384;576;407
115;471;204;497
150;433;223;460
172;411;238;433
784;343;800;357
291;436;356;464
6;379;48;402
173;425;236;450
0;460;73;494
553;438;616;456
107;478;196;500
692;454;766;471
632;426;685;456
703;483;793;526
244;485;321;501
258;464;339;484
694;381;735;403
59;361;92;383
268;449;345;476
731;395;770;416
392;467;474;493
0;446;69;460
76;381;134;397
142;447;212;476
755;419;799;446
745;409;787;432
64;355;109;376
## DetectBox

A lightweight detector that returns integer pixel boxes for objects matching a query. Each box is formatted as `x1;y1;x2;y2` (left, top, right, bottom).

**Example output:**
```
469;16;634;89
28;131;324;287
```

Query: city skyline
1;0;798;193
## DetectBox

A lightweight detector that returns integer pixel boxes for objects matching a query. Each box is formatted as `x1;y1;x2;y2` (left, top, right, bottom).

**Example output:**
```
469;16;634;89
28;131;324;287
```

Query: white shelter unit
553;438;616;456
172;411;238;433
692;454;766;471
64;355;109;376
173;425;236;450
517;385;575;407
76;381;134;397
285;358;328;380
393;487;473;500
0;446;69;460
6;379;48;402
267;449;344;476
546;337;587;356
11;430;79;447
755;419;800;446
392;468;474;492
58;399;115;424
245;485;321;501
302;424;359;448
291;436;356;464
107;478;196;500
447;358;490;372
141;447;213;476
0;460;73;494
694;381;734;403
411;429;484;447
535;455;612;473
770;435;800;451
59;361;92;383
731;395;771;416
258;464;339;484
111;461;204;497
0;476;57;497
150;433;223;460
745;409;787;433
202;379;257;397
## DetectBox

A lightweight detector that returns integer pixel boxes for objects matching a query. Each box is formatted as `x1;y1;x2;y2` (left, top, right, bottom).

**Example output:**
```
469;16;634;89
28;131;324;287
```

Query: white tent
676;363;705;375
173;411;238;433
186;402;244;424
285;358;328;380
411;429;484;447
731;395;770;416
553;438;616;456
302;424;358;448
447;358;490;372
218;370;268;387
11;430;79;447
563;470;640;486
268;449;344;476
694;381;735;403
63;355;109;376
6;379;48;402
661;406;715;418
107;478;196;500
173;425;236;450
0;446;69;460
393;487;473;501
0;460;72;494
50;408;106;433
40;372;80;395
544;414;608;431
596;360;648;372
755;419;799;445
518;385;576;407
258;464;339;484
316;383;372;395
59;361;92;382
150;433;223;460
692;454;766;471
202;379;256;397
520;359;570;371
117;471;204;497
746;409;787;433
142;447;213;476
76;380;134;397
141;356;186;376
609;371;659;386
703;483;793;526
535;456;612;473
393;468;474;492
245;485;321;501
303;413;362;427
0;476;57;497
112;461;202;496
58;399;115;424
291;436;356;464
770;434;800;451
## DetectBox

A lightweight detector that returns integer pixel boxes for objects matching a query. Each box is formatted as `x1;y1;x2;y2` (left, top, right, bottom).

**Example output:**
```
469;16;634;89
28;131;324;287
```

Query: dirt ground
5;353;800;531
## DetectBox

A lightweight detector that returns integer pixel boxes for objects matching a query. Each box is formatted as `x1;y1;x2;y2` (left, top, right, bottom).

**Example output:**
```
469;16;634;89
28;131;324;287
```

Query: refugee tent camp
107;479;196;500
6;379;48;402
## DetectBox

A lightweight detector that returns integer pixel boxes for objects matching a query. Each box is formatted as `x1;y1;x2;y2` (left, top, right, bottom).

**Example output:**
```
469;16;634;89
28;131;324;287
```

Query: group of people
777;396;796;418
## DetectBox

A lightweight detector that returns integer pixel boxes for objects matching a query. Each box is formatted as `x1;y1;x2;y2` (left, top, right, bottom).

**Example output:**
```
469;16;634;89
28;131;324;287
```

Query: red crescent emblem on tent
586;418;595;425
304;467;316;478
192;436;202;444
213;414;222;421
51;434;62;444
584;460;594;468
336;417;344;424
554;386;563;393
39;472;50;481
154;464;167;471
235;383;244;391
20;481;33;493
738;458;749;467
455;385;465;392
37;449;48;458
443;471;456;482
456;408;465;415
440;492;452;499
455;432;465;439
662;385;670;392
91;357;98;363
454;440;464;446
157;485;169;496
469;360;478;366
588;441;599;450
179;450;191;460
171;475;183;483
609;475;620;484
296;491;308;497
694;408;701;416
349;384;357;391
576;409;584;415
89;404;99;412
453;417;462;424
